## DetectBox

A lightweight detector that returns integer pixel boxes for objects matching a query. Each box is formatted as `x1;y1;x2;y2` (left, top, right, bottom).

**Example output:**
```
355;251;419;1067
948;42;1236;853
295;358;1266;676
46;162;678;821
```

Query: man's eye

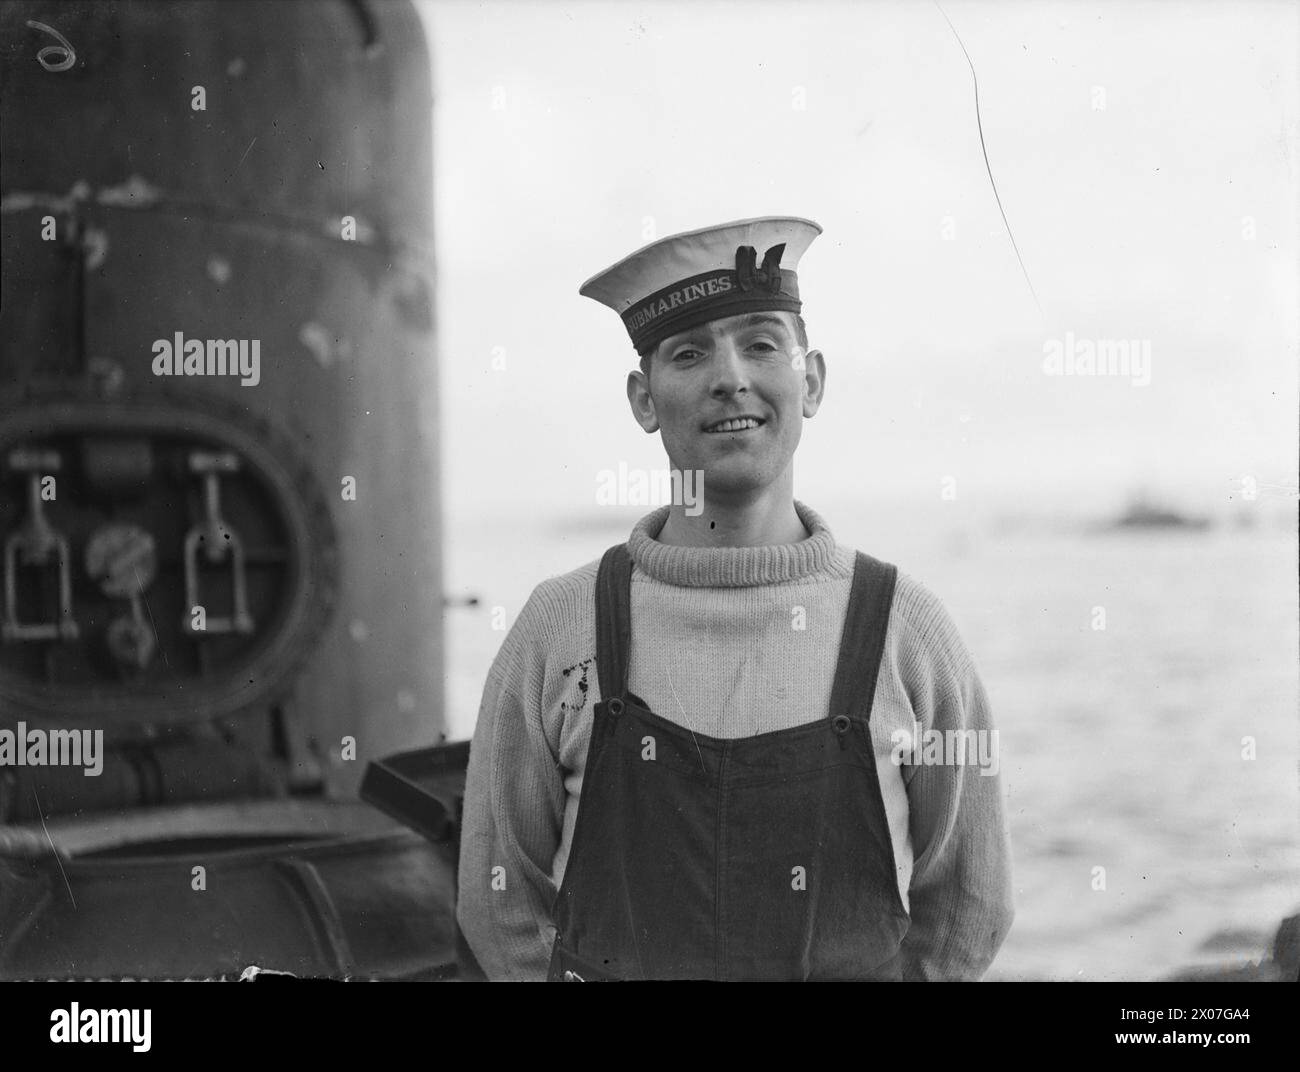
672;349;703;362
748;340;777;353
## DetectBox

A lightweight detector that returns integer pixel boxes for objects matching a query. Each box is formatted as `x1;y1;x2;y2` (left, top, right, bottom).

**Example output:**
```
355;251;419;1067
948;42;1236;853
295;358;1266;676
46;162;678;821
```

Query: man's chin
695;464;774;498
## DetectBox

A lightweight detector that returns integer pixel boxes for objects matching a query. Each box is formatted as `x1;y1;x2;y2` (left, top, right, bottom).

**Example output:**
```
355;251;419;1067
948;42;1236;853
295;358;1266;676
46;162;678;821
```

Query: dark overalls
547;543;911;981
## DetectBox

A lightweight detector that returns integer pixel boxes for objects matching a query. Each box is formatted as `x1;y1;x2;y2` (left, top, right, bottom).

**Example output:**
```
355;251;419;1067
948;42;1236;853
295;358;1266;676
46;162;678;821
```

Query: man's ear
800;348;826;418
627;367;659;433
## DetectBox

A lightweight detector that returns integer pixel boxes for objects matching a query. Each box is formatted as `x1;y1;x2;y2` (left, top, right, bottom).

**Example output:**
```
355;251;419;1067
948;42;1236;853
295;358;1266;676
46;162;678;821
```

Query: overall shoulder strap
594;543;633;701
827;551;899;725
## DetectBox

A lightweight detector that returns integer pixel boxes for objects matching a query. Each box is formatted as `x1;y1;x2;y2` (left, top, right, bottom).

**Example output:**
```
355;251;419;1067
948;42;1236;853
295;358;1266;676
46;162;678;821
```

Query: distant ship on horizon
1109;492;1212;531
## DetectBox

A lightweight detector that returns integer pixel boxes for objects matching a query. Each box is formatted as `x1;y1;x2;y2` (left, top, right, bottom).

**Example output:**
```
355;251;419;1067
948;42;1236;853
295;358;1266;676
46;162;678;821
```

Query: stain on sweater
559;657;595;714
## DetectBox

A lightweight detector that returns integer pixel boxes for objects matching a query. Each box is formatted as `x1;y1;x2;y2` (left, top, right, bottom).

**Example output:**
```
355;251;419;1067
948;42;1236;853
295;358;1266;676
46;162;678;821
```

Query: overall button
832;714;852;734
607;697;624;716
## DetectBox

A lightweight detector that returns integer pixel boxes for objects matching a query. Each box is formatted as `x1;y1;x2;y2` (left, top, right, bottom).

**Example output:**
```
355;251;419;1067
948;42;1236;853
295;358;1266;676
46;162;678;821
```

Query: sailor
457;217;1014;980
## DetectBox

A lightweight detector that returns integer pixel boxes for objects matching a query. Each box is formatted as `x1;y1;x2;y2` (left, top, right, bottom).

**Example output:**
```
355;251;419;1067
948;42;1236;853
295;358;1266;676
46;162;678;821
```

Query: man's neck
655;486;811;549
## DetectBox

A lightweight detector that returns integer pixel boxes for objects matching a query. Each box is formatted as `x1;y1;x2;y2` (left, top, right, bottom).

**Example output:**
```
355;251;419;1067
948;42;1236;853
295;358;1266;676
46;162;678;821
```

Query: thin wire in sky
934;1;1044;318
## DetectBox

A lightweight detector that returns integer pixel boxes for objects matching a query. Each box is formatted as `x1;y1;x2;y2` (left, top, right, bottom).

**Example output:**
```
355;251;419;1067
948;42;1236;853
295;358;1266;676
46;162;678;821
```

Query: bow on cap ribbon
735;243;786;293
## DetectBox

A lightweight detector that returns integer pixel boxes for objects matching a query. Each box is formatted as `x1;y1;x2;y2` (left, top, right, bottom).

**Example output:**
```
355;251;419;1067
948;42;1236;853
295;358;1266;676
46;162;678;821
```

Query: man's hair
638;313;810;382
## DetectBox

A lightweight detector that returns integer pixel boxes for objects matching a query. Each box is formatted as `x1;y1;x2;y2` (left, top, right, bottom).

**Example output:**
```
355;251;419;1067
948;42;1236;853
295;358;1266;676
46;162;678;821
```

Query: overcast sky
416;0;1298;524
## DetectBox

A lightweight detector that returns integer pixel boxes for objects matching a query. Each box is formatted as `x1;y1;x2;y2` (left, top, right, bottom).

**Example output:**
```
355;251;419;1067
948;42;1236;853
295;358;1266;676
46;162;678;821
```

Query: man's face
626;311;826;499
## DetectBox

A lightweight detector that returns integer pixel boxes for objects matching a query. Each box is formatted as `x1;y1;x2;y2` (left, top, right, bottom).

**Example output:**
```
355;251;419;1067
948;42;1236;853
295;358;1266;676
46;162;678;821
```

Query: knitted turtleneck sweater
456;500;1014;981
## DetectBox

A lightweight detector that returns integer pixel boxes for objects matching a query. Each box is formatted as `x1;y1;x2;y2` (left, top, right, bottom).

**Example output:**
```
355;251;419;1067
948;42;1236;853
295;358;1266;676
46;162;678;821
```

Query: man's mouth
703;416;765;433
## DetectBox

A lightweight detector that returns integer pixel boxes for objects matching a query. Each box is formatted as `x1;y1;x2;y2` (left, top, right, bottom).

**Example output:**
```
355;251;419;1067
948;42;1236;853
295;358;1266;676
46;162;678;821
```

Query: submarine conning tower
0;1;442;826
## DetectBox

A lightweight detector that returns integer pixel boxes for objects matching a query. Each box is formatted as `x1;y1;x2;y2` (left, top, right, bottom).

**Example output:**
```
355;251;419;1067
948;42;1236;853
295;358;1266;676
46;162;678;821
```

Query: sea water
444;499;1299;981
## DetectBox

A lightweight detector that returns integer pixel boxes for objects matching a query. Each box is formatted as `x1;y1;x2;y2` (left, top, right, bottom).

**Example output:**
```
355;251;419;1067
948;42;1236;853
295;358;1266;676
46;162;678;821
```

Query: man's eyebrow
735;313;792;334
663;314;792;349
670;325;715;345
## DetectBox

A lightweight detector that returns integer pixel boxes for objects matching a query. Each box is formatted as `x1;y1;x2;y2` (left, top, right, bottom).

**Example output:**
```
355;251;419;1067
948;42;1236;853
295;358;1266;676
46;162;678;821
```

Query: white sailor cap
579;216;822;356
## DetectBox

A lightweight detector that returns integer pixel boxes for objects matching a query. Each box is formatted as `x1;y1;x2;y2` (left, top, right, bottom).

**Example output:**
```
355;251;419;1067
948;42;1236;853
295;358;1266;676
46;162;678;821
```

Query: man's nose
708;339;749;397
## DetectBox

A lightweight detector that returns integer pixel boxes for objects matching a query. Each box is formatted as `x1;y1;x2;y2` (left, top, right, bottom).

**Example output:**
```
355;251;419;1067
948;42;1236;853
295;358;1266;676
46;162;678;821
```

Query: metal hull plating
0;0;455;978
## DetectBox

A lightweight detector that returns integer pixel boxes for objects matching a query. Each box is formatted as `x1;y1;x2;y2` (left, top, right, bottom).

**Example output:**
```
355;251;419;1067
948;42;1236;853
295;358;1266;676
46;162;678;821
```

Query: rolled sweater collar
628;499;837;588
